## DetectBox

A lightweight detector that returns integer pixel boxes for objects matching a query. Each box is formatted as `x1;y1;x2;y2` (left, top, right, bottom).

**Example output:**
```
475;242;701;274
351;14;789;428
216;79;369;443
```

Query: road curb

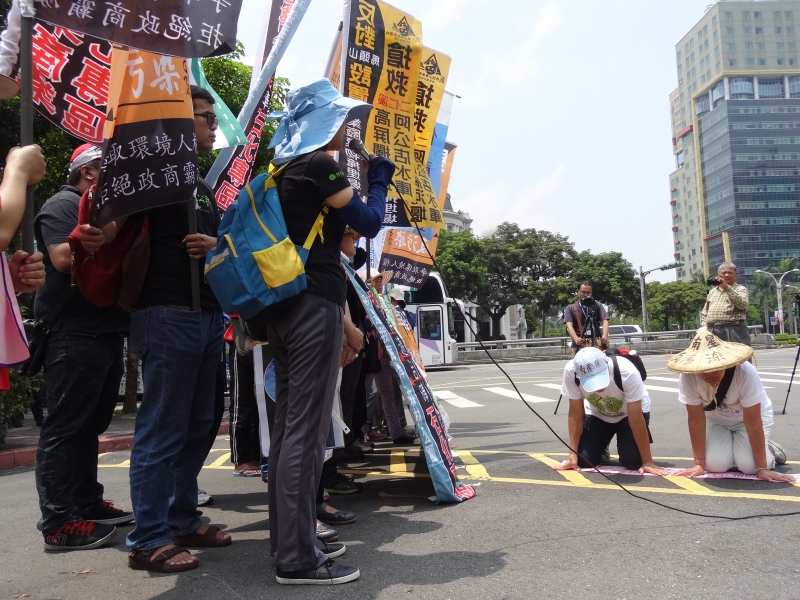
0;421;230;469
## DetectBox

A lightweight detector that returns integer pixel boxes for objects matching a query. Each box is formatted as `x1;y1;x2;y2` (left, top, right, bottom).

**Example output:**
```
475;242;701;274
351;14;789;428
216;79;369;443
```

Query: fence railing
456;325;765;352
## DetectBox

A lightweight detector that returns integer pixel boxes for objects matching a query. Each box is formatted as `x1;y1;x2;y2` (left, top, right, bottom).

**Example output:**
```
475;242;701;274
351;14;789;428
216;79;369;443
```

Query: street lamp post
784;284;800;336
639;260;684;333
755;268;800;334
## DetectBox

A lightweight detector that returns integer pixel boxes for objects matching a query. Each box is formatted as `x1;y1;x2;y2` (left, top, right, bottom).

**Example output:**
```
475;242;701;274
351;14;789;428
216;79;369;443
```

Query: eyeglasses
193;112;218;127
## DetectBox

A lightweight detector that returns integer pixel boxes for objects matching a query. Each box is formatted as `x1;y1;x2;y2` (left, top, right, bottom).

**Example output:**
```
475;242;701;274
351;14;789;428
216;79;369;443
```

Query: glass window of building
757;43;765;49
790;58;797;65
788;27;795;34
746;58;755;65
705;40;709;49
775;11;782;19
692;67;696;76
725;12;733;19
727;43;735;50
743;12;750;19
778;58;786;65
716;61;721;71
728;59;737;67
744;27;752;34
776;27;782;34
677;50;681;59
754;12;761;19
789;42;796;49
746;42;754;49
759;77;784;98
714;30;718;41
778;42;785;49
787;11;793;19
713;15;718;25
755;27;763;34
759;58;767;65
726;27;734;34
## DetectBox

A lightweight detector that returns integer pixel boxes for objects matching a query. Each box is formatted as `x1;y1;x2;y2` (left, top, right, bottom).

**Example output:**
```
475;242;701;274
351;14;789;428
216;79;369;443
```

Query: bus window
419;309;442;340
409;277;445;304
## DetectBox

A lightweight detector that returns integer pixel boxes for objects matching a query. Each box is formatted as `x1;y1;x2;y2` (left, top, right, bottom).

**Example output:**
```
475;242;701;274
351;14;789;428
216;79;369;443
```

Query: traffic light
659;260;685;271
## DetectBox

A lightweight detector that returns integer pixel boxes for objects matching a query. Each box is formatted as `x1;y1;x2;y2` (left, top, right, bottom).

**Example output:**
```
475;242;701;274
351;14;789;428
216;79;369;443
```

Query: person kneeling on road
555;347;666;475
667;331;791;481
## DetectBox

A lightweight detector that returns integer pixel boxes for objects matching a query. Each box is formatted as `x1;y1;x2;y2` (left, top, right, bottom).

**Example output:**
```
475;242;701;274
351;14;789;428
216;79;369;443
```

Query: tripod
554;305;600;415
781;342;800;414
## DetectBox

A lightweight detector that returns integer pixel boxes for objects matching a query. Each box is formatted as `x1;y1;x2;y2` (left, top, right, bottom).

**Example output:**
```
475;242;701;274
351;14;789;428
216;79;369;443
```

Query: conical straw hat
367;271;393;290
666;330;753;373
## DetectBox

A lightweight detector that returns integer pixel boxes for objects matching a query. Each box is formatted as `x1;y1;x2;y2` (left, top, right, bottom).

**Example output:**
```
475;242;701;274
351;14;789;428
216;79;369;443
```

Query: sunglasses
194;111;218;127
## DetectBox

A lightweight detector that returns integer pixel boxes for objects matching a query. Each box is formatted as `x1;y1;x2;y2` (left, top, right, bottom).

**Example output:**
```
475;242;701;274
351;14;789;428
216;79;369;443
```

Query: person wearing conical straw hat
668;331;792;482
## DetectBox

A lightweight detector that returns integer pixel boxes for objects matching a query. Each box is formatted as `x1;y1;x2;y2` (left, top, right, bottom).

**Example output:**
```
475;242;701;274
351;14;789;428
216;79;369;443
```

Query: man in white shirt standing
668;331;792;482
555;347;666;474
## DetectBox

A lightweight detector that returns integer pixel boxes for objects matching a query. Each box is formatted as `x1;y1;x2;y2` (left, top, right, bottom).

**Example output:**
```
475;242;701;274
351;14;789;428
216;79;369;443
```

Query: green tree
528;277;574;337
570;250;640;315
645;281;708;330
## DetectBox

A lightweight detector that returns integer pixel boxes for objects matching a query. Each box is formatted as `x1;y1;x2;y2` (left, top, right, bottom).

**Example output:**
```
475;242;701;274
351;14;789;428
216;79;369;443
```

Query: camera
706;277;720;286
580;296;595;308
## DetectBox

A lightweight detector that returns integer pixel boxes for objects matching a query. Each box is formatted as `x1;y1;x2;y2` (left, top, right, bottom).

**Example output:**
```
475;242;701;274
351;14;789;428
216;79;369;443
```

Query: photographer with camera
701;262;750;347
564;282;609;356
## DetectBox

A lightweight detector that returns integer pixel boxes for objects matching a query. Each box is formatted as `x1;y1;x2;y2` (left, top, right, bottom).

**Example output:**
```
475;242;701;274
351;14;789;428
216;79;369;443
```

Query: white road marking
758;372;793;377
644;385;680;393
759;378;794;384
646;376;680;383
434;390;483;408
535;383;563;391
482;387;555;403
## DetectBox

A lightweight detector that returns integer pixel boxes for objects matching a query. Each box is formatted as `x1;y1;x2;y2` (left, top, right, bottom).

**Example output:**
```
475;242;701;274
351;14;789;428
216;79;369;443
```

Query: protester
33;143;133;551
389;287;416;330
701;262;751;346
255;78;393;585
0;145;46;392
81;86;229;572
668;331;791;480
228;319;262;477
564;281;609;355
555;347;666;474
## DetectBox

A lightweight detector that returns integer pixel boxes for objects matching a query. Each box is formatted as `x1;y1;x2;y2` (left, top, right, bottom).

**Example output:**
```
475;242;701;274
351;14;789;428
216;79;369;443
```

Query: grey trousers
266;293;344;571
709;321;751;347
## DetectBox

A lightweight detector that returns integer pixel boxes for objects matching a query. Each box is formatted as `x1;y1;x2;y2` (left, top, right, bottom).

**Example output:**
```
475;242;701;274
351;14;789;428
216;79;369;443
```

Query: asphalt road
2;347;800;600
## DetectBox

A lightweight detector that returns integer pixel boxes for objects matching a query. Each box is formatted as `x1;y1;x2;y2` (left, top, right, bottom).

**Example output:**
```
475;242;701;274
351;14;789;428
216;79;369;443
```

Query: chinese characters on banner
378;228;439;287
414;48;450;172
34;0;244;58
212;0;292;210
31;21;111;143
91;47;197;226
343;261;475;503
341;0;444;230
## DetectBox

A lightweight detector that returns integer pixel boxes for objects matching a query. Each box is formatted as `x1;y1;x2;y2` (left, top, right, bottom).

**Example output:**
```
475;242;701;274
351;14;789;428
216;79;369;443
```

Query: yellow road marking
390;450;407;473
209;452;232;468
663;476;716;495
528;453;593;487
99;459;129;468
458;451;490;480
340;469;429;479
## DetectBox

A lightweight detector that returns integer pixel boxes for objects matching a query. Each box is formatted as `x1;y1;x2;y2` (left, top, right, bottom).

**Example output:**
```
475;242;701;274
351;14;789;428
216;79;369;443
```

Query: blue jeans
126;306;223;551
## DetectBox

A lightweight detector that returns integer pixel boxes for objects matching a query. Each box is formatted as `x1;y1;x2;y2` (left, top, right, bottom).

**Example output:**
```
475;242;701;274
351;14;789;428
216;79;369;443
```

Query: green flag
190;58;248;150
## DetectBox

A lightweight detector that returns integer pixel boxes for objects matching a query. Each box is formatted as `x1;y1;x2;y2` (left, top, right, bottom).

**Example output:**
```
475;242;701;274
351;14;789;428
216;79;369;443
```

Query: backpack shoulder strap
609;353;624;392
572;302;583;333
706;367;736;411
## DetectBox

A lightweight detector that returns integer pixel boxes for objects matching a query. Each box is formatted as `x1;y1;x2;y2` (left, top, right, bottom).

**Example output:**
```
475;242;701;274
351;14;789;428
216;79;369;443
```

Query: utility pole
639;260;684;333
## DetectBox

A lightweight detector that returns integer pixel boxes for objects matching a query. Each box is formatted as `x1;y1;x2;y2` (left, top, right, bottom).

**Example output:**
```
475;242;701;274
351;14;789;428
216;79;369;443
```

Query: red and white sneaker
83;500;135;525
43;520;116;551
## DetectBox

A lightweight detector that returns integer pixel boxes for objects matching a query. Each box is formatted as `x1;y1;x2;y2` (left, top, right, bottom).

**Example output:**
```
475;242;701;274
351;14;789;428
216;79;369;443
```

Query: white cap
573;347;610;392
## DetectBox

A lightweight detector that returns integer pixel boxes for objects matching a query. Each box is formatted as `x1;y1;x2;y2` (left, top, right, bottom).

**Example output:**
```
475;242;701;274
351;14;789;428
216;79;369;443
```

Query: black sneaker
318;540;346;559
276;559;360;585
83;500;135;525
316;521;339;542
43;520;116;552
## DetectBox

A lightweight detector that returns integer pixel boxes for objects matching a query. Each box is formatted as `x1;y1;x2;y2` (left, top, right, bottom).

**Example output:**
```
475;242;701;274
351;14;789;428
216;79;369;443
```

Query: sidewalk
0;411;230;469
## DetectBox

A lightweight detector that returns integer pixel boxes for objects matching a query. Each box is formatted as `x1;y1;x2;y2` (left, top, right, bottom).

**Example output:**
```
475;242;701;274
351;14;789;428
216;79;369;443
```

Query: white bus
402;272;461;367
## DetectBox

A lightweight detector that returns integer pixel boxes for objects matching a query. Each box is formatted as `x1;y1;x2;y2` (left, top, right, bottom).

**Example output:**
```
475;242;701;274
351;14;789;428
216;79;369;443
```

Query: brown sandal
128;546;198;573
174;525;232;548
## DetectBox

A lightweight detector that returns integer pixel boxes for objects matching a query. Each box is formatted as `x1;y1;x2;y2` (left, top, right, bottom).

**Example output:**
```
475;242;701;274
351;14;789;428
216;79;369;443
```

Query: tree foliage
645;281;708;330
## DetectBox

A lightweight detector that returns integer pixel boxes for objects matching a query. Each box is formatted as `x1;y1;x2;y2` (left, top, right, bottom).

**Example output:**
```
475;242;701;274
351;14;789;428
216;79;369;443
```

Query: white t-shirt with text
561;356;651;424
678;361;772;425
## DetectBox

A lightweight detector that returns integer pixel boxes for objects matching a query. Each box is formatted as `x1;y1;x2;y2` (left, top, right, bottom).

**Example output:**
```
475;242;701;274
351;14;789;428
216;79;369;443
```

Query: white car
607;325;645;342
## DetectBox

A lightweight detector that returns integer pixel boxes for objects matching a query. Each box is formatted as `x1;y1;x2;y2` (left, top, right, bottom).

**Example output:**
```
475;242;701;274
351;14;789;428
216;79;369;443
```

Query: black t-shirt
137;180;222;310
277;151;351;307
33;186;129;333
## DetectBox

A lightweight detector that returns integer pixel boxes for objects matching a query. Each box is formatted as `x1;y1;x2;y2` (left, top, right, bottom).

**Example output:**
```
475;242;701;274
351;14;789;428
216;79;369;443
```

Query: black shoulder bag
18;285;75;377
704;367;736;411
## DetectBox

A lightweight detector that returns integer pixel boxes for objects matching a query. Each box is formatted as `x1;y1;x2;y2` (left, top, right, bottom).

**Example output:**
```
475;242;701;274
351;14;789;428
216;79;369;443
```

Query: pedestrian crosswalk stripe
644;385;679;393
435;390;483;408
482;387;555;403
535;383;563;391
758;372;793;377
758;378;794;384
646;376;680;383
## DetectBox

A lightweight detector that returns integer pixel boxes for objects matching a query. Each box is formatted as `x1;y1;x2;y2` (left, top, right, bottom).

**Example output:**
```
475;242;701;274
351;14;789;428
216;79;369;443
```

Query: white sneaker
197;489;213;506
768;440;787;466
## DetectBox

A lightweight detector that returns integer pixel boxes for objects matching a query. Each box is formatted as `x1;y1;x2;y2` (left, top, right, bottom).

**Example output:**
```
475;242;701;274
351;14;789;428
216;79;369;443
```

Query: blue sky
236;0;712;283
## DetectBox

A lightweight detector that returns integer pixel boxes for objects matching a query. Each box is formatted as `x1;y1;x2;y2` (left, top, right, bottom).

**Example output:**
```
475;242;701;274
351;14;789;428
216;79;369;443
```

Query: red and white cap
69;143;102;173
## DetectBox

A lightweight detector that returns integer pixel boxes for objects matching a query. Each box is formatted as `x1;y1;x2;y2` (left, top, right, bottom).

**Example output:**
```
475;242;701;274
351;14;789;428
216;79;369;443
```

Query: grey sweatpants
266;293;344;571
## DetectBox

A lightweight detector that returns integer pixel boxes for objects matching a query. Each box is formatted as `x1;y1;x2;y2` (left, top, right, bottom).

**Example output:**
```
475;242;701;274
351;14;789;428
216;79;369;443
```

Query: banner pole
188;198;200;311
323;21;342;77
18;5;34;254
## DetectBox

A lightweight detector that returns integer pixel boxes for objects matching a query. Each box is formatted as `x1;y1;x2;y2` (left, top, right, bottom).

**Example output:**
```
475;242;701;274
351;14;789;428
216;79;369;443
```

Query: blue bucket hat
268;78;373;165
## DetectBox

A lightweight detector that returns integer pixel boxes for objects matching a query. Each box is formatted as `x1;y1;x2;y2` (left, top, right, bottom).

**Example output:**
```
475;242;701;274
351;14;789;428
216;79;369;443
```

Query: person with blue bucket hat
257;78;394;585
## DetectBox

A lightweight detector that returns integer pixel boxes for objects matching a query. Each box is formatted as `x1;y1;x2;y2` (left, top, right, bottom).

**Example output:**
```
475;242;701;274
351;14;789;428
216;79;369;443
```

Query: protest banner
34;0;243;58
413;47;450;168
438;140;457;205
91;47;197;227
427;90;454;197
378;227;438;287
340;0;444;230
206;0;311;209
344;260;475;503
